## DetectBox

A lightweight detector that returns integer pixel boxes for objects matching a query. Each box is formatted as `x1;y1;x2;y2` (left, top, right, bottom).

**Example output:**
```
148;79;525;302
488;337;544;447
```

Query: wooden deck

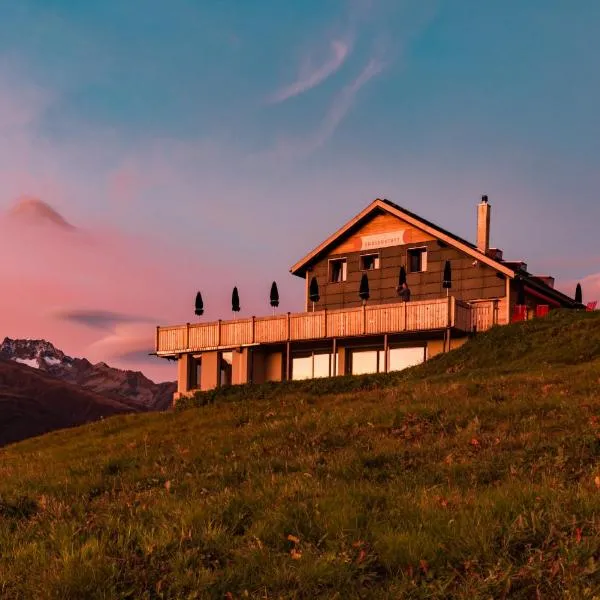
156;297;500;356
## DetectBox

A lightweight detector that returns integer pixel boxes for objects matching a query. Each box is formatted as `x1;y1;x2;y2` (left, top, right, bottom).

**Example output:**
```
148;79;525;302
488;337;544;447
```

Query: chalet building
155;197;578;402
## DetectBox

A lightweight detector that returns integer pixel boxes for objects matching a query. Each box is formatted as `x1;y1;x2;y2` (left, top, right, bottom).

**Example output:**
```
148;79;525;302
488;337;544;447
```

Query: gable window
408;247;427;273
360;253;380;271
329;258;347;283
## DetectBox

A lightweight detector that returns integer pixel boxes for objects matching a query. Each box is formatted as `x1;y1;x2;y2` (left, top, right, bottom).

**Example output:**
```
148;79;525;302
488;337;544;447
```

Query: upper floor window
408;247;427;273
329;258;347;283
360;253;380;271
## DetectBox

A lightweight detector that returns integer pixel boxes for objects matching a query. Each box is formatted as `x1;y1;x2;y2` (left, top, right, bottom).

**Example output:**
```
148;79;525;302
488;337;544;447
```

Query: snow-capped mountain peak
0;337;72;370
0;337;175;409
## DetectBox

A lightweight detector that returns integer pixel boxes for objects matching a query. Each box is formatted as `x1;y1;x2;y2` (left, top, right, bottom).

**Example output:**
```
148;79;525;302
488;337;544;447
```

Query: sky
1;0;599;382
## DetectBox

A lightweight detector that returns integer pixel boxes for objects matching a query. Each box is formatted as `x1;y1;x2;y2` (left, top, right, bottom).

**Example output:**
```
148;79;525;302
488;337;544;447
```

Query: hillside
0;359;137;447
1;310;600;598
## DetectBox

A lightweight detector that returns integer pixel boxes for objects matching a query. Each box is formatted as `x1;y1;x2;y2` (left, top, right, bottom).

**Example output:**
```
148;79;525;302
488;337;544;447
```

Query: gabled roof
290;198;515;278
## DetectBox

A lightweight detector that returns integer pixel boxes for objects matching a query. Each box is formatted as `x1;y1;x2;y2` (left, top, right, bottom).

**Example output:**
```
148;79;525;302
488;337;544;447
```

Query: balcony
156;297;500;356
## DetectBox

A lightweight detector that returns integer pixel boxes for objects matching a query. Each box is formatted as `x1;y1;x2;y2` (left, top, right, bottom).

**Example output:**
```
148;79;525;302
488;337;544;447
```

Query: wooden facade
156;197;578;401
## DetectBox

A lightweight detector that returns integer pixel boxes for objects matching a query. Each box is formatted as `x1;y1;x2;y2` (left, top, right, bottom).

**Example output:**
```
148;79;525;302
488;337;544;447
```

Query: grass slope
2;311;600;599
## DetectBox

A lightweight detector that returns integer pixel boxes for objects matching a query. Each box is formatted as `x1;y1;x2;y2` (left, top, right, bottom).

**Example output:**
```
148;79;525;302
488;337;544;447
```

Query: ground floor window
188;356;202;389
220;351;233;386
292;351;337;380
388;347;426;371
350;346;426;375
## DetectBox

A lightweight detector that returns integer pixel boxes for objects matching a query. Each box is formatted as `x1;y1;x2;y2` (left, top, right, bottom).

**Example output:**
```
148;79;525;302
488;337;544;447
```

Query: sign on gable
360;230;407;250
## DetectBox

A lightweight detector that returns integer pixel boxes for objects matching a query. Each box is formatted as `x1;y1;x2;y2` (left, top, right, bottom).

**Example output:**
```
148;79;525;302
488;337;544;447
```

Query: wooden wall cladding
308;240;506;310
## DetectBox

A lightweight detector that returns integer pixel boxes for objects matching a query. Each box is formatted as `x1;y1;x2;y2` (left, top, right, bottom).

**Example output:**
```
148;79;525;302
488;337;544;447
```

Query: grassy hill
2;310;600;599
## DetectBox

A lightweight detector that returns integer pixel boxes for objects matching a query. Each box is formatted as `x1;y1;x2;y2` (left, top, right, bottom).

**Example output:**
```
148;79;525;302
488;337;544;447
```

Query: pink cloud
0;198;258;382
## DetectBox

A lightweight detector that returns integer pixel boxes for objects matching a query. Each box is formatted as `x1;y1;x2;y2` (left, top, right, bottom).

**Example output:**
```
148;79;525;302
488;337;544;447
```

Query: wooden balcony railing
156;297;500;355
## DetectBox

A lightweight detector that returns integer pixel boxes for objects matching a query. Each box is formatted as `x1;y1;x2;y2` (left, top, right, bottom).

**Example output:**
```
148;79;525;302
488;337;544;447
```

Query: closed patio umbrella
359;273;370;304
232;286;241;313
575;283;583;305
398;266;407;288
443;260;452;296
194;291;204;317
309;277;320;311
270;281;279;314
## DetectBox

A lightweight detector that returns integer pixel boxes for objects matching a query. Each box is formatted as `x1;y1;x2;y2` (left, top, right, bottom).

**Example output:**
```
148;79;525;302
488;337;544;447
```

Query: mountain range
0;338;176;446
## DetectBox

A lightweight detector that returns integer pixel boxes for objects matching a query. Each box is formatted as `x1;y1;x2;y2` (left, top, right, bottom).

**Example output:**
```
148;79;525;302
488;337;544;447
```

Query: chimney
477;195;491;254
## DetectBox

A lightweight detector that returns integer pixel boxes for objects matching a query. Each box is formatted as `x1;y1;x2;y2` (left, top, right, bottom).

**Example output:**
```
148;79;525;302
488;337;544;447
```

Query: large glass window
292;351;335;380
292;354;313;381
350;346;425;375
388;347;425;372
350;349;384;375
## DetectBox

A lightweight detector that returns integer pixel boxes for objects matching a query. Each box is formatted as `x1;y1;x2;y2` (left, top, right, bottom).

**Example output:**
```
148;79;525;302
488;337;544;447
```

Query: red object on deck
535;305;549;318
587;301;598;312
512;305;527;322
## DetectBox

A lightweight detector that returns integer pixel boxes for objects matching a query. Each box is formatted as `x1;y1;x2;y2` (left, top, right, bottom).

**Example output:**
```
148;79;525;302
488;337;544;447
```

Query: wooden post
362;304;366;335
383;334;388;373
155;326;160;352
251;316;255;344
217;319;222;347
286;341;291;381
323;307;328;338
185;323;190;350
287;312;291;340
332;338;337;376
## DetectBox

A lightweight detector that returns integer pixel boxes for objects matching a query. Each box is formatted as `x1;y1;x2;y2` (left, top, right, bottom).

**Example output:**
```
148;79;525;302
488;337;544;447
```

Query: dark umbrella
232;286;241;313
194;291;204;316
575;283;583;304
309;277;320;311
270;281;279;314
516;278;526;305
443;260;452;291
398;266;407;287
359;273;370;303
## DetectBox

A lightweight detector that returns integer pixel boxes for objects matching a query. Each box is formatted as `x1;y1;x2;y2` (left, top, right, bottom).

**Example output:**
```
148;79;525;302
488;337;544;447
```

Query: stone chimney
477;195;491;254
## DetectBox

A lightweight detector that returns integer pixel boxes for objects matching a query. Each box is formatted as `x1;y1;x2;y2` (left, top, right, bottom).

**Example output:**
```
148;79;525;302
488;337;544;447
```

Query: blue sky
1;0;599;376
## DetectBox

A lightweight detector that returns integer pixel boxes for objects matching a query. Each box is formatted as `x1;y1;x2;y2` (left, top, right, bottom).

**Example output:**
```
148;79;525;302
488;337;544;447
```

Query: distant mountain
7;197;76;230
0;358;137;447
0;338;176;410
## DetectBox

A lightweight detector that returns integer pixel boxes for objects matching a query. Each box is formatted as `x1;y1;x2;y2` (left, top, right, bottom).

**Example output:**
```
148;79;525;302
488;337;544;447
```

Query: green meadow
2;310;600;598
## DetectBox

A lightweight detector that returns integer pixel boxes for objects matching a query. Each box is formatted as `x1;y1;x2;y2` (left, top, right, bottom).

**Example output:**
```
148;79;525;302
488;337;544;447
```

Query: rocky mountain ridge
0;338;176;410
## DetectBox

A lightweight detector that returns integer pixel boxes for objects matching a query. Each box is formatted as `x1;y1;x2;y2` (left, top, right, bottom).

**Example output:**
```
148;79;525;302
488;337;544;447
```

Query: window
329;258;347;283
408;247;427;273
220;351;233;386
360;253;380;271
292;351;336;380
350;346;426;375
350;349;384;375
388;347;426;372
188;356;202;389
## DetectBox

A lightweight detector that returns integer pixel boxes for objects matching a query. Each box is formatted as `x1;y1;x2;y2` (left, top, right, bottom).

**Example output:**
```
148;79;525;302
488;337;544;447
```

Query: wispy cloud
314;57;384;148
268;55;385;159
55;309;154;331
268;39;351;103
